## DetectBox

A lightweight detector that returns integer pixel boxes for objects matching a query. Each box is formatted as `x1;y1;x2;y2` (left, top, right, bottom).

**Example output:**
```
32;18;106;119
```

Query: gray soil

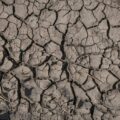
0;0;120;120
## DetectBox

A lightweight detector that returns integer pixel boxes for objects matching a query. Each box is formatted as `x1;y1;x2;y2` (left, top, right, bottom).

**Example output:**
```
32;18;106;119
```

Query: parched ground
0;0;120;120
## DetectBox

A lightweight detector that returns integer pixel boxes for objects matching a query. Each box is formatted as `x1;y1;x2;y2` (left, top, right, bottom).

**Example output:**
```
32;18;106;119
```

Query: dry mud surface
0;0;120;120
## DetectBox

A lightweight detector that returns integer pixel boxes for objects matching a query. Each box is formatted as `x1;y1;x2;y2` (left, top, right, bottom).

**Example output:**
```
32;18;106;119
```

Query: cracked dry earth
1;0;120;120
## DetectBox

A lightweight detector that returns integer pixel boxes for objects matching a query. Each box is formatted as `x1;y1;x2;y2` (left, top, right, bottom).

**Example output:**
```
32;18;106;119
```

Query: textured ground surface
0;0;120;120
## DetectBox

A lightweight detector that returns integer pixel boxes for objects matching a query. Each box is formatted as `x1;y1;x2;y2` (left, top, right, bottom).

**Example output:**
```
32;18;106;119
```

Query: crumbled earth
0;0;120;120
